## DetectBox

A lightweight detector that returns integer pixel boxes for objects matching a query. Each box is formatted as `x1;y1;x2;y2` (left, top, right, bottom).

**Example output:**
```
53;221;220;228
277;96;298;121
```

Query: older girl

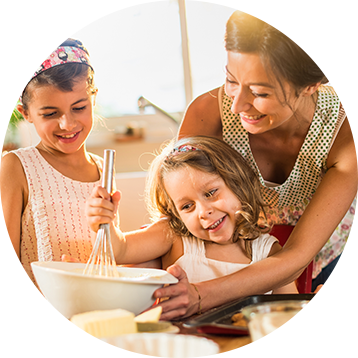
1;39;110;285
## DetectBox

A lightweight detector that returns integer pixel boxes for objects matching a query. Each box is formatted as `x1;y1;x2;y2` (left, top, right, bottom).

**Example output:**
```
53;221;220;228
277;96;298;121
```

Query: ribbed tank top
12;147;103;285
174;234;277;283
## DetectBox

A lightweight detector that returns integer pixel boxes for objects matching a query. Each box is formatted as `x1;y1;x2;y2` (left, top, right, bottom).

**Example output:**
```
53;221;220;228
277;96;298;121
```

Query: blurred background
3;0;235;230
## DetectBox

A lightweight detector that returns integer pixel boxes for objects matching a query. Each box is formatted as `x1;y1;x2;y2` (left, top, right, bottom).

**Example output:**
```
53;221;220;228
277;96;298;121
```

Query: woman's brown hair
225;11;328;99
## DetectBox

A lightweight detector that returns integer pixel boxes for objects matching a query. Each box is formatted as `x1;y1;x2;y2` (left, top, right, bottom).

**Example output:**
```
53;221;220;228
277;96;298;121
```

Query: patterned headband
17;46;93;102
166;144;199;161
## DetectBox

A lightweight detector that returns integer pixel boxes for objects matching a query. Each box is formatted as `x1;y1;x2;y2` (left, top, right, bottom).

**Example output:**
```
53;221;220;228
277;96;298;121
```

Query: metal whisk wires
83;149;119;277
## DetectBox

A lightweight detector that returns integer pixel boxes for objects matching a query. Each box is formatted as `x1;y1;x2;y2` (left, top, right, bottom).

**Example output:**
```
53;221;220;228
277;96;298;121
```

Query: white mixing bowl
31;261;178;318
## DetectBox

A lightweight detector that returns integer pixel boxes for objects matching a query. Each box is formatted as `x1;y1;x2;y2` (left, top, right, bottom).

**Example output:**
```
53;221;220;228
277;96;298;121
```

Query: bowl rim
31;261;178;285
16;333;220;358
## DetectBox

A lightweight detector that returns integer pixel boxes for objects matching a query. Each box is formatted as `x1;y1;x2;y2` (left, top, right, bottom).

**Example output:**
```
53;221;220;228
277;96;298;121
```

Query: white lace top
12;146;103;285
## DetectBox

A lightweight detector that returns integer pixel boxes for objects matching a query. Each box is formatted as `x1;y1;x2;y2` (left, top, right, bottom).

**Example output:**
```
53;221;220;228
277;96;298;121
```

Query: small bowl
31;261;177;318
242;300;320;350
0;302;52;351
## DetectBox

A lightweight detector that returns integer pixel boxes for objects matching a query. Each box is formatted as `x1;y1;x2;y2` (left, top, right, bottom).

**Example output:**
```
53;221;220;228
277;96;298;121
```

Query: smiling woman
175;10;357;316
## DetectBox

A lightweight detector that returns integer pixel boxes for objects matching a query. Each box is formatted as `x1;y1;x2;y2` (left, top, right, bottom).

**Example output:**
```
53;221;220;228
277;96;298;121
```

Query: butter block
70;308;137;338
134;306;162;323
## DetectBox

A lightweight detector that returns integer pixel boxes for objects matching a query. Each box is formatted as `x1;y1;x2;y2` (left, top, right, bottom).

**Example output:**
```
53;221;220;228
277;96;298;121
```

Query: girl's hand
153;265;201;320
85;185;121;232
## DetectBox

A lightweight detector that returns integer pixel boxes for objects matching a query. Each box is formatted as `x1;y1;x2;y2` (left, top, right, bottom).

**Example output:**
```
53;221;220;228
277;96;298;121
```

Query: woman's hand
153;265;200;320
85;185;121;232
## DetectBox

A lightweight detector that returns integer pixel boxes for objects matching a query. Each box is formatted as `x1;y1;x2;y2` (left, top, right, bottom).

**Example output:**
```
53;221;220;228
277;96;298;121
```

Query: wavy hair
145;136;269;259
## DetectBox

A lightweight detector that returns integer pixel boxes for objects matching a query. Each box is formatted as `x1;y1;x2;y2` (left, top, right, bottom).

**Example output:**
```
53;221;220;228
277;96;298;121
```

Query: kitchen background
0;0;358;230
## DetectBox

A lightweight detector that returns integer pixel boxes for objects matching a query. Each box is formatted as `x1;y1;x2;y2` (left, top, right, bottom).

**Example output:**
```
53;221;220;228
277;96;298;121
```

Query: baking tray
183;293;315;335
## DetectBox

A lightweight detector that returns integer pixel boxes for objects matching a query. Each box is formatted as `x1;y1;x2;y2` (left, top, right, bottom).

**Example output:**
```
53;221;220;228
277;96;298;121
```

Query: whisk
83;149;119;277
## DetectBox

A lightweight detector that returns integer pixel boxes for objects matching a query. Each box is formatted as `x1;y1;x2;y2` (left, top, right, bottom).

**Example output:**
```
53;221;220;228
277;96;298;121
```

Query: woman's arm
156;118;357;320
178;88;223;140
0;153;27;259
268;242;298;294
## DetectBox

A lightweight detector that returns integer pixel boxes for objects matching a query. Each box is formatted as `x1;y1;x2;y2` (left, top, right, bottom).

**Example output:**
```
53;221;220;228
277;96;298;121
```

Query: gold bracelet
191;283;202;315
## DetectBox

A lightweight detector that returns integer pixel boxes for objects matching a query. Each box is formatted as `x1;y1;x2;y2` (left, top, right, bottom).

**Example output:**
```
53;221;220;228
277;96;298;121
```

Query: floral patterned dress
220;85;356;278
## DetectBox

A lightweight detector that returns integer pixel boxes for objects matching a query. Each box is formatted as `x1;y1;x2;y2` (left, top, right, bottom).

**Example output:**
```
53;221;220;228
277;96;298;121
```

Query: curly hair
145;136;270;259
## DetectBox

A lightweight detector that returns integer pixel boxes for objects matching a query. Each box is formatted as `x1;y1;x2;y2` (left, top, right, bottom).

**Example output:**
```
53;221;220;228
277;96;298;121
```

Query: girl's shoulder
1;149;29;200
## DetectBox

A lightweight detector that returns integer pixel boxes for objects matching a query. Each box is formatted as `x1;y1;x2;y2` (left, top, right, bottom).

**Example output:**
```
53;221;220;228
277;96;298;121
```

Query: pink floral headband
166;144;199;161
17;46;93;102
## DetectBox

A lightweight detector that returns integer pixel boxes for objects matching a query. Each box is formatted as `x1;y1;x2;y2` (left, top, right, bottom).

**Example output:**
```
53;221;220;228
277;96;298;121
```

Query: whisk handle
102;149;115;193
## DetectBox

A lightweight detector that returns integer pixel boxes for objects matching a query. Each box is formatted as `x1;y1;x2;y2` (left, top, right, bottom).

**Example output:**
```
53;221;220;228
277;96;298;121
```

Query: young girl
86;135;298;306
1;38;109;285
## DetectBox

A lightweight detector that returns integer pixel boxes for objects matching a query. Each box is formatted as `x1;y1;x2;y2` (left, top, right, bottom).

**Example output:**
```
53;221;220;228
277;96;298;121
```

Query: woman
153;10;357;320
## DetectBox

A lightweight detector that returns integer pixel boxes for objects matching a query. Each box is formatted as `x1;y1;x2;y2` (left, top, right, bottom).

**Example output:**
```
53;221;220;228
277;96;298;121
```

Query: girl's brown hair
21;39;97;111
146;136;269;259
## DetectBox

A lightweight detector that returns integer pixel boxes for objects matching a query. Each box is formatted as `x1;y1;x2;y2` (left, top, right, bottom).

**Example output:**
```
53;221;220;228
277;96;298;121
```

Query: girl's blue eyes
180;189;218;211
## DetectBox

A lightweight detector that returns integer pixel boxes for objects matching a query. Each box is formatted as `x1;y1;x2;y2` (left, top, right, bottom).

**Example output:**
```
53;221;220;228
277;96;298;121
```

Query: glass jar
317;286;358;357
242;300;319;350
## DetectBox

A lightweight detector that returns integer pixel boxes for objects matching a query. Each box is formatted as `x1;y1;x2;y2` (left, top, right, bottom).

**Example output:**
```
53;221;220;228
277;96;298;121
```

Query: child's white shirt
174;234;278;283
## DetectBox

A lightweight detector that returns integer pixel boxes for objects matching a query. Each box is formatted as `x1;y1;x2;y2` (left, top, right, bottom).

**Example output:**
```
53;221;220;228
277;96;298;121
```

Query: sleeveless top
220;85;356;278
12;146;103;285
174;234;278;283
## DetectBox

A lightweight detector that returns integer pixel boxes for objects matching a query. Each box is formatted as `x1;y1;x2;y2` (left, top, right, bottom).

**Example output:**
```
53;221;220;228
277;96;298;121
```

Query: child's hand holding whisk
86;185;122;233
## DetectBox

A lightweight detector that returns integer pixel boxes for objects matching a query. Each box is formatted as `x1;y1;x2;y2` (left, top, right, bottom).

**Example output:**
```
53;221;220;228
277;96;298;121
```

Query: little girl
1;38;109;285
86;135;298;301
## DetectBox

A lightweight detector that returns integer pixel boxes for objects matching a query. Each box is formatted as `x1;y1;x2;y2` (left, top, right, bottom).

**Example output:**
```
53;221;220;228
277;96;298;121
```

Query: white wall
115;171;150;232
0;0;19;145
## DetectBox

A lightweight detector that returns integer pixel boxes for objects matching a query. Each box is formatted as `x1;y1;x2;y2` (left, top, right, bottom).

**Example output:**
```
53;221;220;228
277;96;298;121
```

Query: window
11;0;358;117
74;1;234;117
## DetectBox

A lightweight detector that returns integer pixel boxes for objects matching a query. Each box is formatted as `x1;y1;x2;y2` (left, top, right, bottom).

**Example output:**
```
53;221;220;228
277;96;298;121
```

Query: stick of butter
134;306;162;323
70;308;137;338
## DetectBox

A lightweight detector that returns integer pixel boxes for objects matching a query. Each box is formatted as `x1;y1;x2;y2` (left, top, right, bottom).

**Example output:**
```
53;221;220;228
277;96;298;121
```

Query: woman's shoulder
179;87;222;139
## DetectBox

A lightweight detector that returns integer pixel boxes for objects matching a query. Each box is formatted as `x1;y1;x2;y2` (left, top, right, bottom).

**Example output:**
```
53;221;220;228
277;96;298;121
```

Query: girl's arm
0;153;27;258
156;117;357;320
86;185;176;265
178;88;223;140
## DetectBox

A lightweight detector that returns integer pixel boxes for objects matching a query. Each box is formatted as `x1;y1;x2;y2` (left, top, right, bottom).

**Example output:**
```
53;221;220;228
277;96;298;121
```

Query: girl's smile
164;167;242;244
18;80;96;156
